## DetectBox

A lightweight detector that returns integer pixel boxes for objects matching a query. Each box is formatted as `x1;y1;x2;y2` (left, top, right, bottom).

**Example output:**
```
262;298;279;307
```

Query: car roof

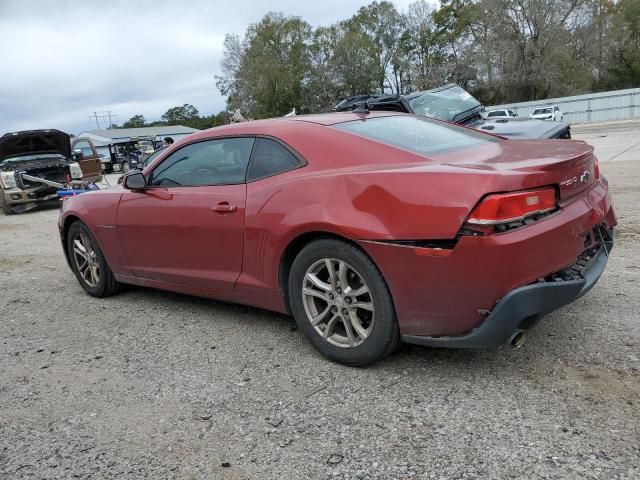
280;110;401;126
185;111;406;140
169;111;422;156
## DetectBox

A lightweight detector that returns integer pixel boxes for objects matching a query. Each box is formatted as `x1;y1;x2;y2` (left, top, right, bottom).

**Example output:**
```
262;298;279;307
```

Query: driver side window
150;138;254;187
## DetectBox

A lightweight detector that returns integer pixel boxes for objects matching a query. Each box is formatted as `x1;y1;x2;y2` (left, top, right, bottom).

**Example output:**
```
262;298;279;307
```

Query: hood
469;117;568;139
0;129;71;162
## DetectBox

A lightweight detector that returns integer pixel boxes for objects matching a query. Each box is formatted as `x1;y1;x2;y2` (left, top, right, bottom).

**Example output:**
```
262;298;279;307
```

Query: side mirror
122;171;146;190
72;148;83;160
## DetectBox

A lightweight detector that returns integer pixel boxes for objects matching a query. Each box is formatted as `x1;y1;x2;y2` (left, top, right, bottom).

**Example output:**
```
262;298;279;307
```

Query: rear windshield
333;115;498;156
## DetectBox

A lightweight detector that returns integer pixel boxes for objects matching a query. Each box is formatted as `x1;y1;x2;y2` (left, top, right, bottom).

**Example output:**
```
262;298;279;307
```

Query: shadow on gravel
109;284;537;372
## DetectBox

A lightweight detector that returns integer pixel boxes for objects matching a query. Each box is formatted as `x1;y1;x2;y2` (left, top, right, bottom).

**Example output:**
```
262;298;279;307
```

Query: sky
0;0;417;135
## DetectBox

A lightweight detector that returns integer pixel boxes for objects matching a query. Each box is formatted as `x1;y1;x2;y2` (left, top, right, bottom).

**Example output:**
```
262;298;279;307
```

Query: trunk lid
435;139;597;200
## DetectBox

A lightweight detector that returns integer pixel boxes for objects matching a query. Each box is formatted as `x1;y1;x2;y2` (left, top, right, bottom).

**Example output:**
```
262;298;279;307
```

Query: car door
116;137;254;292
71;139;102;180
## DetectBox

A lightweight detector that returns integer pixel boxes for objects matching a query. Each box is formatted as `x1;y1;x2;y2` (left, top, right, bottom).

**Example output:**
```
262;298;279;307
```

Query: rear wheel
67;221;120;297
288;239;399;366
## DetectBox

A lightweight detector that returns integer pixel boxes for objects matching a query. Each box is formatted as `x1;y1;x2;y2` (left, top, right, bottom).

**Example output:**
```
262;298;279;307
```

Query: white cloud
0;0;428;134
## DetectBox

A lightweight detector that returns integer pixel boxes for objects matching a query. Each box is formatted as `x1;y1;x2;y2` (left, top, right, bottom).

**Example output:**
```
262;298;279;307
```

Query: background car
0;130;101;214
335;84;571;139
530;105;563;121
59;112;615;365
486;109;517;118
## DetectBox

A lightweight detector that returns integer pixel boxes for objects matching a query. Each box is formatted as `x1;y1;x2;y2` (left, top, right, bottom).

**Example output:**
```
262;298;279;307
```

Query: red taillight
467;188;557;225
594;158;600;179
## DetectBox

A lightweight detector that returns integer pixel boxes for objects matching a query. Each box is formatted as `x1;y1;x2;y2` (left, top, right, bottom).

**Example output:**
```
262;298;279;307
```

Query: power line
89;111;119;129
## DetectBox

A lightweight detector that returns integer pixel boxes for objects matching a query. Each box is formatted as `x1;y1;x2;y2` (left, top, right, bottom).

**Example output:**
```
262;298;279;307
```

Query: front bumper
2;188;60;213
402;226;613;348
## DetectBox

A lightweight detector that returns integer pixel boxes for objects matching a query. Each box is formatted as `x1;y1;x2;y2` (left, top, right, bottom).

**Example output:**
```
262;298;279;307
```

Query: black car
334;84;571;140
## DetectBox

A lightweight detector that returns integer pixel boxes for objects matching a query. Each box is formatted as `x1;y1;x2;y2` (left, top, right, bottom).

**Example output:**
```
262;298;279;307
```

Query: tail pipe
509;331;526;349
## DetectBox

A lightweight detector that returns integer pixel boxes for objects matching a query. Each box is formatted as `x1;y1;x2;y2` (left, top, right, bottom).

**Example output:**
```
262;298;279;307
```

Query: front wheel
0;193;14;215
121;162;131;173
67;221;121;297
288;239;399;366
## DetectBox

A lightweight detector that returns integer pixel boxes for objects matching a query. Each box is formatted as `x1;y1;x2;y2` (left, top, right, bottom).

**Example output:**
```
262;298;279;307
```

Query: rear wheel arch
278;231;393;313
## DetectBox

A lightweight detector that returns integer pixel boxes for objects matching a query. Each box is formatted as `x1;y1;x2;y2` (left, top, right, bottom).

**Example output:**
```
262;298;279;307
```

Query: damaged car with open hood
0;129;102;214
334;84;572;140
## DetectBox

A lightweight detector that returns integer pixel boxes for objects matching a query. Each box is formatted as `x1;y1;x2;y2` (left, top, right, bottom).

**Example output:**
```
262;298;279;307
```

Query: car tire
288;239;399;366
0;194;14;215
122;162;131;173
67;221;121;298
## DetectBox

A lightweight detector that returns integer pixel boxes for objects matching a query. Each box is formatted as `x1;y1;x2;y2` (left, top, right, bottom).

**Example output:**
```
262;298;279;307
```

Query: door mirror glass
122;171;146;190
72;148;83;160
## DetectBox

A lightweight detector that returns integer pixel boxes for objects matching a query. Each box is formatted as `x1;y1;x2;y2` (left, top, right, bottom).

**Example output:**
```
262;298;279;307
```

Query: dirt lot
1;160;639;479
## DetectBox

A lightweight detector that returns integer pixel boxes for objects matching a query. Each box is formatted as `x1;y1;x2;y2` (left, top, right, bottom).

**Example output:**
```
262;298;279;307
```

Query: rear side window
487;111;503;117
333;116;498;156
247;138;302;181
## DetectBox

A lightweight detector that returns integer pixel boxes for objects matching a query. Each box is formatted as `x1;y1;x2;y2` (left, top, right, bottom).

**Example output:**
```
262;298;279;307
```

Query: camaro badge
580;170;591;184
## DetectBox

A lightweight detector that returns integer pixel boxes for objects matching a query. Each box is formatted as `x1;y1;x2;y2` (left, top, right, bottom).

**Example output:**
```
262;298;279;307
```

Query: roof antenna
353;101;370;114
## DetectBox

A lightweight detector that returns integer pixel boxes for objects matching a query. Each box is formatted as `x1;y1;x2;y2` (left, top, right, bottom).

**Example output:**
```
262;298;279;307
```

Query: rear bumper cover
402;227;613;348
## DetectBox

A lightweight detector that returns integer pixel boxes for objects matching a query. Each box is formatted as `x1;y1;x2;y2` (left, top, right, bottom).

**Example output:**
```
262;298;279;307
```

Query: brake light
594;158;600;179
467;188;557;225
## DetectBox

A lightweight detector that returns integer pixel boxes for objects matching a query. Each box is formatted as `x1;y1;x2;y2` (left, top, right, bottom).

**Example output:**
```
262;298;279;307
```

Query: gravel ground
1;161;639;480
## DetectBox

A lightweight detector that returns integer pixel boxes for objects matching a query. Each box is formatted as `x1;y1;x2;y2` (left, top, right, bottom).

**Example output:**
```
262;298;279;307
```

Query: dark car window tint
74;141;94;157
150;138;254;187
247;138;301;181
487;111;502;117
333;115;498;156
508;110;516;116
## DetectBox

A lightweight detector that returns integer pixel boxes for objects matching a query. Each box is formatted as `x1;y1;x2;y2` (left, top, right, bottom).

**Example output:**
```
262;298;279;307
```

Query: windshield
407;85;482;122
533;108;552;115
333;115;498;157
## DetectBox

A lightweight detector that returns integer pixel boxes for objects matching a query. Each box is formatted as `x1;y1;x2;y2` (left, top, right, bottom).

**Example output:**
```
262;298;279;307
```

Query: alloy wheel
72;232;100;287
302;258;375;348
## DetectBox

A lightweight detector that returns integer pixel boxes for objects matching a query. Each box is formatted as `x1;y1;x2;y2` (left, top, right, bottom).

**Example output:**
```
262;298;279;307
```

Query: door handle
211;202;237;214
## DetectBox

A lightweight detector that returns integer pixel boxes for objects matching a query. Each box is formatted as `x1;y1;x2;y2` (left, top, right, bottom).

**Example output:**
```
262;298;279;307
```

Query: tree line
121;105;230;130
216;0;640;119
119;0;639;129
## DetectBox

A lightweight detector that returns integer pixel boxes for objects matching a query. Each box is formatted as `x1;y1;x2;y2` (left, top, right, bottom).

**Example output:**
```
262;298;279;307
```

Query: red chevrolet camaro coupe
59;112;616;365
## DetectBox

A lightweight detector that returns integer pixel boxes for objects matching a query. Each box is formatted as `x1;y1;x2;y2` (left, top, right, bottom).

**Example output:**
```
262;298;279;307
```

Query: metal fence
487;87;640;124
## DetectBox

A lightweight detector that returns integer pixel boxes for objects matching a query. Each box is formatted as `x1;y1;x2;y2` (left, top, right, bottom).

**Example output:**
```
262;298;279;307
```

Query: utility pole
89;111;118;129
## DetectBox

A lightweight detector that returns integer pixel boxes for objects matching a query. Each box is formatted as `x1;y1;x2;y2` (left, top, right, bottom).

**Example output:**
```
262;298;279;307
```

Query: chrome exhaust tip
509;332;526;349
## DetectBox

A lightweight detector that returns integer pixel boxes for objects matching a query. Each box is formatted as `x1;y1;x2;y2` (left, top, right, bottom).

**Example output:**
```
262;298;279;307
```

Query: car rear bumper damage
359;177;616;345
402;224;613;348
